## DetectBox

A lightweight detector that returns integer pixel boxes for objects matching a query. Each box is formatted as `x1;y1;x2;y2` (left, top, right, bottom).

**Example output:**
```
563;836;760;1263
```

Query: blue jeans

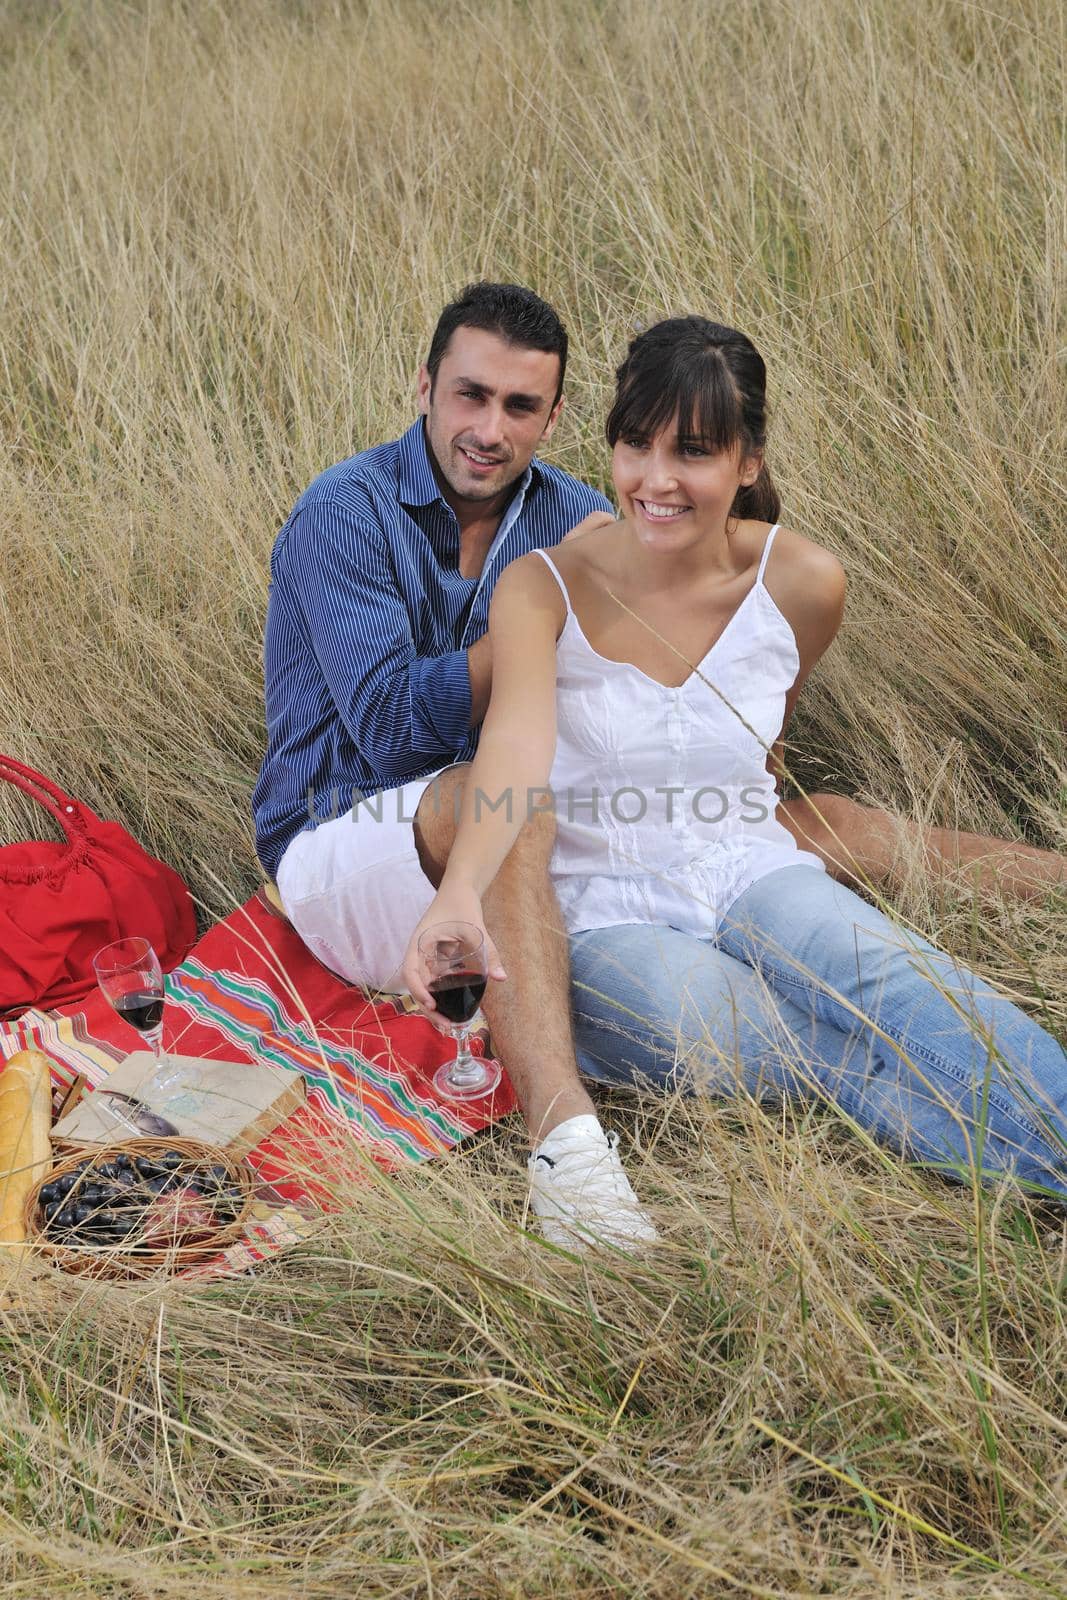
569;865;1067;1197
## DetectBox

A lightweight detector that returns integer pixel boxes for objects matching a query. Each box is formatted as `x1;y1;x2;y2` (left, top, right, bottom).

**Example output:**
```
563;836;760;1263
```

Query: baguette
0;1050;53;1254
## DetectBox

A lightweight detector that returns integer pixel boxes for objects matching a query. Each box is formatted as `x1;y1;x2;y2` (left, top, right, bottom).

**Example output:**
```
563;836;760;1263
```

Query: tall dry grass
0;0;1065;1592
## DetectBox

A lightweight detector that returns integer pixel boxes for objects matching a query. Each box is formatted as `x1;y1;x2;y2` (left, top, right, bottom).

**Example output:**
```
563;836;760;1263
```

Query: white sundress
532;524;826;938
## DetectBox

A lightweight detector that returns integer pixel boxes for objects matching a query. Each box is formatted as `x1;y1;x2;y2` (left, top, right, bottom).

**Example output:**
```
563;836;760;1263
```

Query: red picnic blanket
1;892;516;1277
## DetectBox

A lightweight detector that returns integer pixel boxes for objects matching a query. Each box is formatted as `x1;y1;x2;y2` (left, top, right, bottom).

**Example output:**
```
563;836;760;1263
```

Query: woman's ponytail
732;463;780;524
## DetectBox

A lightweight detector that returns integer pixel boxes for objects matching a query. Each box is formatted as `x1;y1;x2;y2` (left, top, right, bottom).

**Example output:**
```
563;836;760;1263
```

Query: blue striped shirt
252;418;612;877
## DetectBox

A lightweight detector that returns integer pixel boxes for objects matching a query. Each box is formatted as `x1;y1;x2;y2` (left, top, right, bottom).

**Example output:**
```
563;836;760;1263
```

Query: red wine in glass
417;922;501;1101
428;971;487;1026
114;991;166;1033
92;937;200;1110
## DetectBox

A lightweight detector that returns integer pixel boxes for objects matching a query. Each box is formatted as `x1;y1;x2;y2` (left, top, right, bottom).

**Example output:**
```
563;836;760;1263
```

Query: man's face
417;326;564;515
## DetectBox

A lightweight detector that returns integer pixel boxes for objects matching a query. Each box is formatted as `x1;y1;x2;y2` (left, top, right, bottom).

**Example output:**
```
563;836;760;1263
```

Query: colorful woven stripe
0;1007;124;1083
166;959;473;1162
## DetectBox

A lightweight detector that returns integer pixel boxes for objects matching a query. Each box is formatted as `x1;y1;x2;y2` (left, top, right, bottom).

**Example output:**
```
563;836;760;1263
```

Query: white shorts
275;770;457;993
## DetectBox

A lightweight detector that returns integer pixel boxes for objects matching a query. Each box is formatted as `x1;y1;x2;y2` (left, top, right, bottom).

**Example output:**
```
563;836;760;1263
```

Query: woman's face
611;418;761;551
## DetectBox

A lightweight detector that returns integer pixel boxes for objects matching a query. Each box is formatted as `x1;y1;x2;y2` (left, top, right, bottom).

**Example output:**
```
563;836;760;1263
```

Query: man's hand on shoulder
562;510;618;543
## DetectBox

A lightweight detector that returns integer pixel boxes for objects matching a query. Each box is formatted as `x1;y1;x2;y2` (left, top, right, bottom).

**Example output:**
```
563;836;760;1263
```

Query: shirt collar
396;417;544;511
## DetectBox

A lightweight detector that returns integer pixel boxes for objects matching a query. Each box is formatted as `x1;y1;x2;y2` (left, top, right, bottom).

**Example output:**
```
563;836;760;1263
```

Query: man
254;282;1063;1251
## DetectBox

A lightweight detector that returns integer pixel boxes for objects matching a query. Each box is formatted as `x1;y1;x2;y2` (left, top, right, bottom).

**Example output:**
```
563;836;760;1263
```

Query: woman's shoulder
496;547;569;590
489;549;570;628
758;522;846;602
755;522;846;660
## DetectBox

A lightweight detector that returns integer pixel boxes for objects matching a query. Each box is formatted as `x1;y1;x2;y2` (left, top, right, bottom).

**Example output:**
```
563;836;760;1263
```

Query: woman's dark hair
426;283;568;408
605;316;780;523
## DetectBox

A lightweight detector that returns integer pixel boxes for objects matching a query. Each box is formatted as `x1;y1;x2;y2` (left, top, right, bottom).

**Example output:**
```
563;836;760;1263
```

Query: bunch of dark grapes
36;1151;245;1251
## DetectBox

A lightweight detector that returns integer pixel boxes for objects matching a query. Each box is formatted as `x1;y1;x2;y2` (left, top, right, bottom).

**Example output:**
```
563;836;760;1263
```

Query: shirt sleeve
277;495;472;780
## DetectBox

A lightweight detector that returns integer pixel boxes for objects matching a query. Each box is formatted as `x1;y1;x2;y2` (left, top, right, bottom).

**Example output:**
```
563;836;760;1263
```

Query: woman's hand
401;882;507;1020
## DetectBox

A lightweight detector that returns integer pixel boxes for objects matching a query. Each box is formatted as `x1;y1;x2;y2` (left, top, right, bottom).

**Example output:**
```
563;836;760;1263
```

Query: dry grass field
0;0;1065;1593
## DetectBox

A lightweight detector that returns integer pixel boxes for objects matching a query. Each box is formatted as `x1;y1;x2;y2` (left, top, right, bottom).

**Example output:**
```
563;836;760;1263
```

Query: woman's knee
569;923;802;1095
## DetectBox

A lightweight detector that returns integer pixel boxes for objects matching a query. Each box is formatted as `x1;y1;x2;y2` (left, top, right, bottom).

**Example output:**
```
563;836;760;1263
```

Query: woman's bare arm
765;532;847;791
401;556;565;1004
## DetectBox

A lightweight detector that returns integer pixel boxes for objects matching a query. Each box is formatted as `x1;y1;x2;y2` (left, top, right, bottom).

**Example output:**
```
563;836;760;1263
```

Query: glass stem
451;1024;477;1082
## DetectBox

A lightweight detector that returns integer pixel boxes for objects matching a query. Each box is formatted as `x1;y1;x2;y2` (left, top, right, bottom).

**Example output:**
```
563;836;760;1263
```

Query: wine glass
92;936;190;1110
418;921;502;1101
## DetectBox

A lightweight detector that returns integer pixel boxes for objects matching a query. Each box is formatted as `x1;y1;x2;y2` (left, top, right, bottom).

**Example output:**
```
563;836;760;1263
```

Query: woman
403;316;1067;1242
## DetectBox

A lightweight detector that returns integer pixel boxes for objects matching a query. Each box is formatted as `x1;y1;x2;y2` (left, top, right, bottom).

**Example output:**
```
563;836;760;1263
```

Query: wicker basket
24;1136;255;1279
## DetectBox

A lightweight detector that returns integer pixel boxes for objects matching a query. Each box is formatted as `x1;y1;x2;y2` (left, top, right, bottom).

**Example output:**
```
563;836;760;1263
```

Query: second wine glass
92;936;191;1105
418;921;502;1101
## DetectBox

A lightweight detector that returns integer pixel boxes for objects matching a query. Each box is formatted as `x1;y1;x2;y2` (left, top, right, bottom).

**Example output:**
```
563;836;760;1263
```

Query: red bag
0;754;197;1019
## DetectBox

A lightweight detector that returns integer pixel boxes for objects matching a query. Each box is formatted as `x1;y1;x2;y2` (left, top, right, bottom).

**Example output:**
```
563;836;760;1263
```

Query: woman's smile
613;424;758;559
634;499;691;522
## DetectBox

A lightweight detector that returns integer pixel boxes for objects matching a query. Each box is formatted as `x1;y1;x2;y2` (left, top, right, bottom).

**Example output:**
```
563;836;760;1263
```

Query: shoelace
533;1128;620;1172
532;1132;633;1209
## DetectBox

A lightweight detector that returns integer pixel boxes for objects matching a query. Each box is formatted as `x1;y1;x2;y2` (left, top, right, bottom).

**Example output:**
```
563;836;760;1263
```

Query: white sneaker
528;1114;659;1253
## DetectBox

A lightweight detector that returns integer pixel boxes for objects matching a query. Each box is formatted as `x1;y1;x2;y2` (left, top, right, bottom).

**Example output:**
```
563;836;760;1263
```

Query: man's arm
281;497;475;779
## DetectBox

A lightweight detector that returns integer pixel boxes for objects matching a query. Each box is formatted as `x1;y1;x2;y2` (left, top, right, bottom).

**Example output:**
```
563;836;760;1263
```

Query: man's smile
458;444;508;473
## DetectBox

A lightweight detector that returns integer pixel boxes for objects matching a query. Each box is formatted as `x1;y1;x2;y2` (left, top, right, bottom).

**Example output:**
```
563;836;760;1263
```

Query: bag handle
0;753;78;811
0;753;90;884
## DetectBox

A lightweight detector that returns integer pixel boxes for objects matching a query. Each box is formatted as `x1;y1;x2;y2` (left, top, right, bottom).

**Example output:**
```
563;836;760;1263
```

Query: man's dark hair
426;282;568;408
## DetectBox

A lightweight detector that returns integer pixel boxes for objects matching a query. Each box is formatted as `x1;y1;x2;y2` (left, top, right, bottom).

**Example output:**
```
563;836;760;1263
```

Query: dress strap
530;548;573;614
755;523;780;586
